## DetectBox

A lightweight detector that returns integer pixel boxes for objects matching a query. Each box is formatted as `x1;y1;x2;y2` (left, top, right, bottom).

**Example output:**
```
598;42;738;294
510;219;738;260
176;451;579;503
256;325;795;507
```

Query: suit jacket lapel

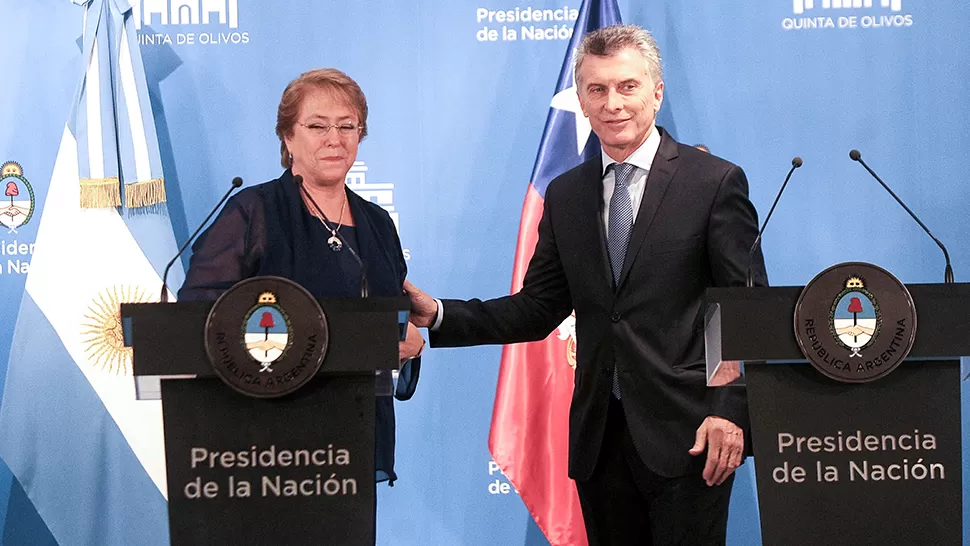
574;156;614;292
616;128;680;290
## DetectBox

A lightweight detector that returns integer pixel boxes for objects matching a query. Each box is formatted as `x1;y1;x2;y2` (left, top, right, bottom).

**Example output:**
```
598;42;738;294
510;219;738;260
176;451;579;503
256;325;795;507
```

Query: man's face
577;47;664;162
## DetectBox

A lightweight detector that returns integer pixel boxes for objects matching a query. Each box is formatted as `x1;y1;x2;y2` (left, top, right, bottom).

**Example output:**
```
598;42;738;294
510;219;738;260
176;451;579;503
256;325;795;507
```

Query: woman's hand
399;321;425;363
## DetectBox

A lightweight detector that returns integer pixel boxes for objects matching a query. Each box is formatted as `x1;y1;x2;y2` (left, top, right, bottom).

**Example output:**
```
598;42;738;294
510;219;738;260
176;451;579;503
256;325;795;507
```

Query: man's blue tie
607;162;636;399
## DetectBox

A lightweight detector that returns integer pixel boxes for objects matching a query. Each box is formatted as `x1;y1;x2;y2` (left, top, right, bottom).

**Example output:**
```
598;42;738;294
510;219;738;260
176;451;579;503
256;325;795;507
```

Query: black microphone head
792;157;803;168
849;149;861;161
231;176;243;188
293;174;304;186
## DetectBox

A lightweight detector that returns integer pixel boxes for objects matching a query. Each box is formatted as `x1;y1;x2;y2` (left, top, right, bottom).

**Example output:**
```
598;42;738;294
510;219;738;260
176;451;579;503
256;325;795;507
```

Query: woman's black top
179;169;419;484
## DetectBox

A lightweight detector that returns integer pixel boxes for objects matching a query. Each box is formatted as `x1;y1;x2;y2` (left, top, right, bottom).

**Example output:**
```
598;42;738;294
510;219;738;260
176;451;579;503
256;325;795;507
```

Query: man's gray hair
574;24;663;85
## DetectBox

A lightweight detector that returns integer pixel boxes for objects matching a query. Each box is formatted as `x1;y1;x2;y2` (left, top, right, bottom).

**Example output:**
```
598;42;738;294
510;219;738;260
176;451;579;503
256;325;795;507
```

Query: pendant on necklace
328;234;343;252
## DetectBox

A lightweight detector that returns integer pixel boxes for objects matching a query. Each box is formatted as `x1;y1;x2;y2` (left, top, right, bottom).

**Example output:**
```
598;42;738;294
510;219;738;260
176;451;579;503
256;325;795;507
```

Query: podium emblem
832;276;878;357
794;262;916;383
205;277;328;398
243;292;290;372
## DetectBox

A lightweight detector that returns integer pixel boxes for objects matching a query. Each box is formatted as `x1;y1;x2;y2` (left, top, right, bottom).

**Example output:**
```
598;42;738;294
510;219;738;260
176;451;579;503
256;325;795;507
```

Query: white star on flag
550;82;592;156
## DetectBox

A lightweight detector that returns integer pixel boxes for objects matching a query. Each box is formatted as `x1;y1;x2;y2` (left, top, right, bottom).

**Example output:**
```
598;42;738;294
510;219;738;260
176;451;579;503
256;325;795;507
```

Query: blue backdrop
1;0;968;544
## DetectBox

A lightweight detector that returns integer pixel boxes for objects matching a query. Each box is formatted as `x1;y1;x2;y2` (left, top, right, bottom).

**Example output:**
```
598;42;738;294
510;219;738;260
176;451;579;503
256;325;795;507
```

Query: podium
706;283;970;545
121;295;409;546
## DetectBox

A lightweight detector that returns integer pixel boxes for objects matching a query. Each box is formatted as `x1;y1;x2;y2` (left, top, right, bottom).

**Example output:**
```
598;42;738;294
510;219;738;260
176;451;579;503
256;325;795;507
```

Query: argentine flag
0;1;182;544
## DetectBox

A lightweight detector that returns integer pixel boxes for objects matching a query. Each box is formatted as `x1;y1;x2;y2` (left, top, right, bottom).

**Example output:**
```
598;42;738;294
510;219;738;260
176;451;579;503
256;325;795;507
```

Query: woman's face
284;88;361;187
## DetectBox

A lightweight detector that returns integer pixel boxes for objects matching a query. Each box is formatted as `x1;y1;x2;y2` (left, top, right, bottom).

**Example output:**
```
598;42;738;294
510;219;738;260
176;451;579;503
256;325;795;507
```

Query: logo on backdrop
132;0;251;46
794;262;916;383
205;276;328;398
474;4;580;43
0;161;35;234
345;161;399;232
346;160;410;260
783;0;913;30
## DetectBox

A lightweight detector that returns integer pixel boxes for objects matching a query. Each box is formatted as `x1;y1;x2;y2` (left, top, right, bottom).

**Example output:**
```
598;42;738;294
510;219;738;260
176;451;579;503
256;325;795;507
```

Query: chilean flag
487;1;621;545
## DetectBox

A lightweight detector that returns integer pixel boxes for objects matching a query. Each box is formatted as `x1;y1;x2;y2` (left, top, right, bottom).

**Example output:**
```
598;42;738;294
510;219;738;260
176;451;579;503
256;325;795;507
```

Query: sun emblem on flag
555;312;578;370
0;161;36;233
829;275;880;358
242;291;291;372
81;285;154;375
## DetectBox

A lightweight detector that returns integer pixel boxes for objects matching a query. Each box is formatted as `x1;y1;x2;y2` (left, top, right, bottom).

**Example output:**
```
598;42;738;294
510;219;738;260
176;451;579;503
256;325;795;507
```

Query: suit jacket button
611;312;620;322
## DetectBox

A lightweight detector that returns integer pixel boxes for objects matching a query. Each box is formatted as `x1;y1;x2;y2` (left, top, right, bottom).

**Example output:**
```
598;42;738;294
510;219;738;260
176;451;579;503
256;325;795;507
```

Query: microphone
295;174;369;297
159;176;243;302
745;157;803;288
849;150;954;283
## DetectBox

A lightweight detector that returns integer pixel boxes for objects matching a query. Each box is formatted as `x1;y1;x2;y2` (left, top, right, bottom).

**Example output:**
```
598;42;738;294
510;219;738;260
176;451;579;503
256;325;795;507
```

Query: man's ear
653;81;665;114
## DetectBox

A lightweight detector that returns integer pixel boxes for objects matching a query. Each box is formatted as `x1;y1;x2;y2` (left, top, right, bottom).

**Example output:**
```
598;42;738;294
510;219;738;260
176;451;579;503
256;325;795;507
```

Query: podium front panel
162;376;376;546
746;359;962;546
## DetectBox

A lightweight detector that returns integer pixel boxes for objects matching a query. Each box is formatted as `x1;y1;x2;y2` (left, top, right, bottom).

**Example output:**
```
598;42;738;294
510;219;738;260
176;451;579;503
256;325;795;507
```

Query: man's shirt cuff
431;298;444;330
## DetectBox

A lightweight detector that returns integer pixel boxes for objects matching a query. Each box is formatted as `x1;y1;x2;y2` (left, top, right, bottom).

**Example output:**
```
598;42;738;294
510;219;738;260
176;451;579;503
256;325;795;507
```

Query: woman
179;68;423;484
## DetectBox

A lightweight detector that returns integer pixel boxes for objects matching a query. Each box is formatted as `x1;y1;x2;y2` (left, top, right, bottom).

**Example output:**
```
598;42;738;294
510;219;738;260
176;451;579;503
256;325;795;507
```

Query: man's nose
605;89;623;111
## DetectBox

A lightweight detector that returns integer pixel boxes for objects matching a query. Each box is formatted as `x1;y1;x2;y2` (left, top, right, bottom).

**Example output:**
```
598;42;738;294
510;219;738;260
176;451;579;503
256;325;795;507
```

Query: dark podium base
747;359;962;546
163;376;376;546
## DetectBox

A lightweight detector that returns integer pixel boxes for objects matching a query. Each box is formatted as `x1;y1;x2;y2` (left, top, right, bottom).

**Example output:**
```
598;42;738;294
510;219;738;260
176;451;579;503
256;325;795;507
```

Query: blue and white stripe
0;1;183;544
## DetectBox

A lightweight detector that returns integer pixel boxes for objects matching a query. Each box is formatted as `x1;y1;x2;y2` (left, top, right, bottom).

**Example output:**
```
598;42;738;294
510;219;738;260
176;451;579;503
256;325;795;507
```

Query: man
406;24;766;545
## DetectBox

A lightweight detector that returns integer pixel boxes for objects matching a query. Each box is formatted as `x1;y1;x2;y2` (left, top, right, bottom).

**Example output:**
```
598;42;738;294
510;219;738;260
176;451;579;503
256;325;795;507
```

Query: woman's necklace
305;191;347;252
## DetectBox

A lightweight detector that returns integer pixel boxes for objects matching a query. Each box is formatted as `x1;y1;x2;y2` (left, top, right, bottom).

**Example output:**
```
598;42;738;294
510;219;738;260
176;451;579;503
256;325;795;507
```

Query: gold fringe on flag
80;177;121;208
124;178;167;209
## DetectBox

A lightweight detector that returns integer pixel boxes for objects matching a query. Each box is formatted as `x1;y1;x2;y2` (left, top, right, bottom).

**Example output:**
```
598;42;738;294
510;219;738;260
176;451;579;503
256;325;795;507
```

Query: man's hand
688;416;744;486
399;321;425;363
403;279;437;328
709;360;742;387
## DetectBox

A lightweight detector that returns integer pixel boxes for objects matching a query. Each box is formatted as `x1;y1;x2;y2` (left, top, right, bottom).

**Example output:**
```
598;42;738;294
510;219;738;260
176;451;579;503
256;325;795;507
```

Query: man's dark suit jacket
432;128;768;481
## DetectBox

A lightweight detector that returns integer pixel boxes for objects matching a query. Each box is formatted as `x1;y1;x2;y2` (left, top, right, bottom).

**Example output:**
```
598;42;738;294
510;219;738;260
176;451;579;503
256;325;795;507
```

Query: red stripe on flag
489;185;587;546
